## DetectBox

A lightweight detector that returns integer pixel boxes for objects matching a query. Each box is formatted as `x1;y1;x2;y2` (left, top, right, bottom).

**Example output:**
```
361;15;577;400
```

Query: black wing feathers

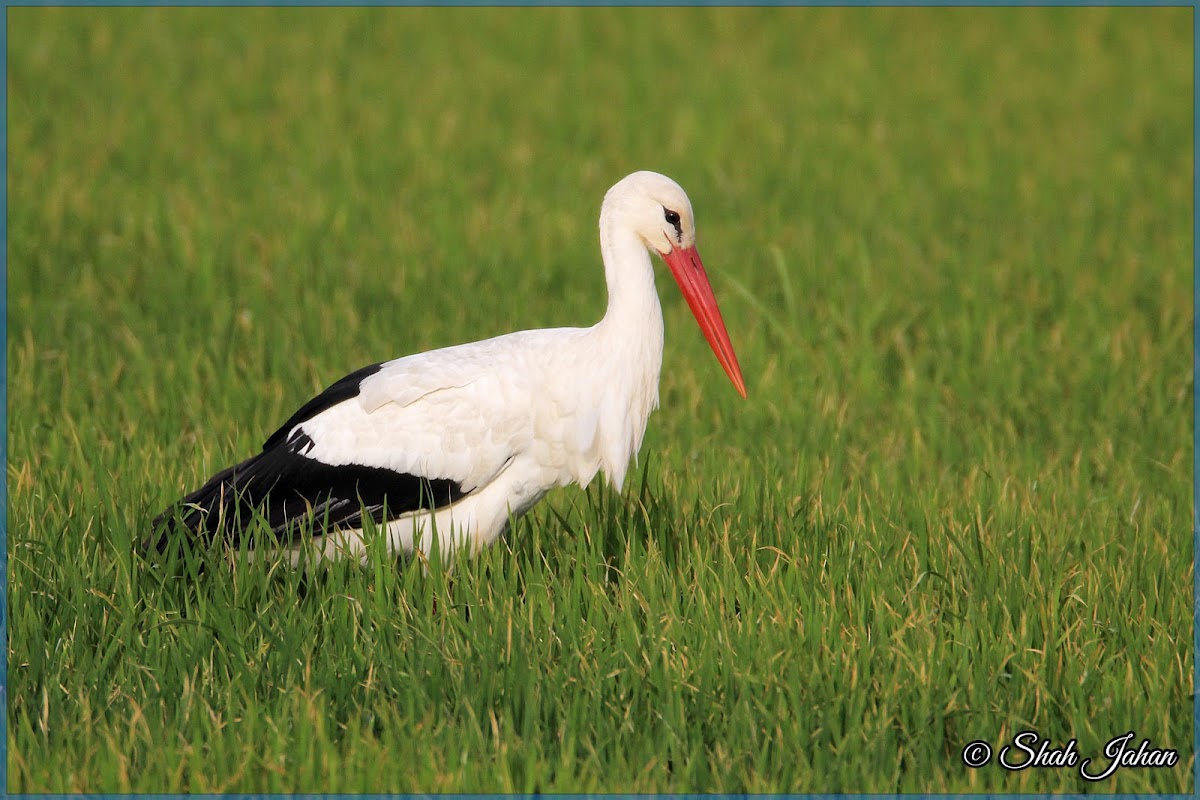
149;362;469;553
150;430;466;551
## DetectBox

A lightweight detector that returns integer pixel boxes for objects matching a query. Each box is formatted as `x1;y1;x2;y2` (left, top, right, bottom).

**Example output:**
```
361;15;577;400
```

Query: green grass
6;6;1192;793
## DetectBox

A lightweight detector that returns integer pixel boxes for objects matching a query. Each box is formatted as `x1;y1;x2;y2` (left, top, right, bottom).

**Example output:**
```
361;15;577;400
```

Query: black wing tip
142;454;262;557
142;508;177;555
143;497;226;557
147;444;470;558
150;377;475;558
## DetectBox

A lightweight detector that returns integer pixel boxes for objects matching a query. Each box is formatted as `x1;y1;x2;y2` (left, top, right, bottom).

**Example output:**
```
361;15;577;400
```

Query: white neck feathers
576;203;665;489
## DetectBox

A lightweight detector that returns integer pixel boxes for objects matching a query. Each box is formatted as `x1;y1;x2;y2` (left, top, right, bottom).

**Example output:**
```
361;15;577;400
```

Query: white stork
149;171;746;564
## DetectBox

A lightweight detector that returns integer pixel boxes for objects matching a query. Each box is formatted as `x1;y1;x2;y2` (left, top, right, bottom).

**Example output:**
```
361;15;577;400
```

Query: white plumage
150;171;746;564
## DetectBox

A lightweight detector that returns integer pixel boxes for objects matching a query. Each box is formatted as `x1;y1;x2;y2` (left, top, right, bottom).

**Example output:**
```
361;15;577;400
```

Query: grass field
6;6;1193;793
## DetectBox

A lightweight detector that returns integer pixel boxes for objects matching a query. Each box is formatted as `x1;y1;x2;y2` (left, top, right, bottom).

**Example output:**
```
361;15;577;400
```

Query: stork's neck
596;216;665;357
566;213;664;490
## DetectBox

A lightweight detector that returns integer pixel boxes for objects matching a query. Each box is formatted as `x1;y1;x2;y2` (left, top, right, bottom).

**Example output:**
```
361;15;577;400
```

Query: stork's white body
151;171;744;565
304;318;661;561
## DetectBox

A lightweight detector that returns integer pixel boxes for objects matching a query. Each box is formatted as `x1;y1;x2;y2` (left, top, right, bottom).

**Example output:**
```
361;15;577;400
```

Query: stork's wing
150;427;468;550
150;339;540;551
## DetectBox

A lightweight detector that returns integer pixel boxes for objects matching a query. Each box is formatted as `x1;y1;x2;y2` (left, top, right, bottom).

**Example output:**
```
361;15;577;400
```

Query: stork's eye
663;208;683;242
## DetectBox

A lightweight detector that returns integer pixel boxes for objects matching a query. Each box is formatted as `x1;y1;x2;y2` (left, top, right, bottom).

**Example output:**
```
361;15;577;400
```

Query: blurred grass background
7;7;1193;792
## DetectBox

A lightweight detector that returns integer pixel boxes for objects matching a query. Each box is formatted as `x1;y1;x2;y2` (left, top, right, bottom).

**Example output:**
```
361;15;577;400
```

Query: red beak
661;245;747;398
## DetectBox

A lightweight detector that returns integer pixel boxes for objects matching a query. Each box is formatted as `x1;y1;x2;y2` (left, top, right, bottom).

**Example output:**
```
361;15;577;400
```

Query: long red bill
661;245;747;398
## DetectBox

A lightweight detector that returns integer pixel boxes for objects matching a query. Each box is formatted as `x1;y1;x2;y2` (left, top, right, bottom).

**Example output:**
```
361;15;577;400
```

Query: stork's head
603;171;747;399
604;170;698;254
